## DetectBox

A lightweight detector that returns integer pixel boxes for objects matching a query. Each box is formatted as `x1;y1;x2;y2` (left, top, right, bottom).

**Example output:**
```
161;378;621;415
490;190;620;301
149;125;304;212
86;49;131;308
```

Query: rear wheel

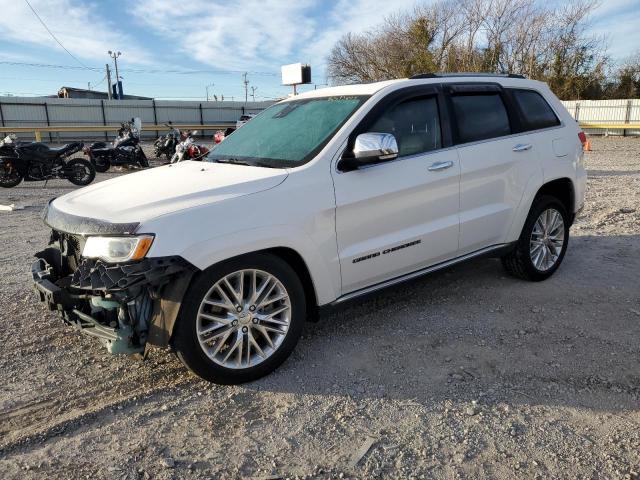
66;158;96;186
173;253;306;384
0;161;23;188
502;195;569;281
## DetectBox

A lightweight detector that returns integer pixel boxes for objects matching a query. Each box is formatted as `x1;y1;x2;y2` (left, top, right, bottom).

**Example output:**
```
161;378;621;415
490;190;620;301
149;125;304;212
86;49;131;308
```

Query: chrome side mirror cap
339;132;399;171
354;132;398;160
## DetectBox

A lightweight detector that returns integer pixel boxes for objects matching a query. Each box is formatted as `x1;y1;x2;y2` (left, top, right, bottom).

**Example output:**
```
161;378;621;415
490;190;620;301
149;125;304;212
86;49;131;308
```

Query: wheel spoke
214;285;237;310
254;325;274;348
210;329;233;355
202;325;233;343
259;292;287;308
198;312;233;325
222;333;243;364
202;299;233;311
253;277;275;305
248;330;266;359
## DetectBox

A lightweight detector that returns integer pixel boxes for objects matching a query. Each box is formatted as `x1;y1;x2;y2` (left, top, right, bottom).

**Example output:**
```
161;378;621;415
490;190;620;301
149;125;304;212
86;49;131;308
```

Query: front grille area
50;230;85;274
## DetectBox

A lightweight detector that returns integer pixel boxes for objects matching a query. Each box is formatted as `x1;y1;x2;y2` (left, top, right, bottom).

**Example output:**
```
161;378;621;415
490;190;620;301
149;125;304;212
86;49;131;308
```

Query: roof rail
410;72;526;79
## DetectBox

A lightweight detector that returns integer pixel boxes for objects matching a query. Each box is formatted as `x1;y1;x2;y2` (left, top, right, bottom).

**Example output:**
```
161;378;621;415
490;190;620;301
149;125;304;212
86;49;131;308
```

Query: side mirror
338;132;398;171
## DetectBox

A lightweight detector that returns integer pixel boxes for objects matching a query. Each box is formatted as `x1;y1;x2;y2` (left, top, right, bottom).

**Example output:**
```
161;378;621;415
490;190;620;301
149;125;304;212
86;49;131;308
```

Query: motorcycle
153;122;183;160
84;118;149;172
0;134;95;188
169;131;210;163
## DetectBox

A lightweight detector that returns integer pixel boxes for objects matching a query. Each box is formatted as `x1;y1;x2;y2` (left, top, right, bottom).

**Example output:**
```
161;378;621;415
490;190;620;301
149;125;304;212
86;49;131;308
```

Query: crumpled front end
32;227;197;355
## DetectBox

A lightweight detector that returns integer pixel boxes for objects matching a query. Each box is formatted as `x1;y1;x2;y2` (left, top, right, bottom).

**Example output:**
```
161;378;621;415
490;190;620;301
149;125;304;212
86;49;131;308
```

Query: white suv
32;73;586;384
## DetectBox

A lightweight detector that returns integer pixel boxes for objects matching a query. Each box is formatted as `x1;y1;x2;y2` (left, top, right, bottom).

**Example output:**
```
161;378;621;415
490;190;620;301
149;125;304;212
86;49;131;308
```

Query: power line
0;60;277;76
0;61;100;71
23;0;90;69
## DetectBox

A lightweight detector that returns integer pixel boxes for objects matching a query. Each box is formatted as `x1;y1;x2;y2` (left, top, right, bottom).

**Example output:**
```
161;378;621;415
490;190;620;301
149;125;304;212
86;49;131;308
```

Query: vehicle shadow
247;234;640;412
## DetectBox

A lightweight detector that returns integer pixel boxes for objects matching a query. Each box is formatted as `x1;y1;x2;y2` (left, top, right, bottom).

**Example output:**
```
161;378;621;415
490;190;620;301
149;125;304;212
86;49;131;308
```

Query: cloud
132;0;419;76
133;0;316;72
0;0;152;64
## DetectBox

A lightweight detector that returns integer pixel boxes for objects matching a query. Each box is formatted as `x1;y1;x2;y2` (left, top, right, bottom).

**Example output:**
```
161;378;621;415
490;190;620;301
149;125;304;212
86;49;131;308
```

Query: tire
137;150;149;168
66;158;96;186
173;253;306;384
93;158;110;173
0;161;23;188
501;195;570;281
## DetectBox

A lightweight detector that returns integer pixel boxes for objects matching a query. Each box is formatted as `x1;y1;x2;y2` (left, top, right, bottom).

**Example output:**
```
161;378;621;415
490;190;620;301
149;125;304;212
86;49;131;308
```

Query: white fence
0;96;638;141
0;96;274;141
561;99;640;136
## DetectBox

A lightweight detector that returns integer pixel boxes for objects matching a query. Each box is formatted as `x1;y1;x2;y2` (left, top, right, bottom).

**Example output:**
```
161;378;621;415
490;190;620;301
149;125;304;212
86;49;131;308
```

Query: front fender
176;225;340;306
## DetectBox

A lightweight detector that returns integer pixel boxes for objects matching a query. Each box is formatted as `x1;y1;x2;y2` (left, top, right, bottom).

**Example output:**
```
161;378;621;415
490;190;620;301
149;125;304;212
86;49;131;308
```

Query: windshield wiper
214;158;253;166
213;158;281;169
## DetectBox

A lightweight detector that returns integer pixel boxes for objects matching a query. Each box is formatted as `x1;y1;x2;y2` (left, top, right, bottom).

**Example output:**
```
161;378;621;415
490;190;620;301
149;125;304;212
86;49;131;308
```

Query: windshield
206;95;368;168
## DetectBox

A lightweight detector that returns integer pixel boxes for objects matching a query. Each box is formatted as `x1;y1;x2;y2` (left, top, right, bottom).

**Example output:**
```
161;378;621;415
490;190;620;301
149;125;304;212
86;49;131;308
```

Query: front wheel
66;158;96;186
173;253;306;384
501;195;569;281
0;161;23;188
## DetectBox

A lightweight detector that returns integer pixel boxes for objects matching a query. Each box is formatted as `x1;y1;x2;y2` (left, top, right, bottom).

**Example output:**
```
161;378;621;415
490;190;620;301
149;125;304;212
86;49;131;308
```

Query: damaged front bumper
32;235;197;355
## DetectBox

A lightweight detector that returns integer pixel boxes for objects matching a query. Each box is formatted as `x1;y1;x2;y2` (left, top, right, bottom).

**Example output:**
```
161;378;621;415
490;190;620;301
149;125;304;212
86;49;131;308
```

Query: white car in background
32;73;586;384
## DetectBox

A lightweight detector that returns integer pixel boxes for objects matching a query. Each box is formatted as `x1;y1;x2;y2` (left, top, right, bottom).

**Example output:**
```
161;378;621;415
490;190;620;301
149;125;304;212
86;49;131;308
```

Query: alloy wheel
196;269;291;369
529;208;565;271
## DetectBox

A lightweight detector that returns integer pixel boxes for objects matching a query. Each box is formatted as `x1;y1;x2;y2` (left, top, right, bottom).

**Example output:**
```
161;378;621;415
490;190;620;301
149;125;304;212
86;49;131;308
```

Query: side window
367;96;442;157
511;89;560;131
451;94;511;143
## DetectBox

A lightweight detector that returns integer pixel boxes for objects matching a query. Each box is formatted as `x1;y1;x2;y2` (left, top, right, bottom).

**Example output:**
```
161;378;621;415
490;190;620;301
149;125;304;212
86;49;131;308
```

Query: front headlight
82;235;154;262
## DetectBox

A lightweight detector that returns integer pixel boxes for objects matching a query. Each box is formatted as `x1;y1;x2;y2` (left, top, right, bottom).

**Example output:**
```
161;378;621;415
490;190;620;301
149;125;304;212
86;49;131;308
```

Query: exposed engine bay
32;228;196;355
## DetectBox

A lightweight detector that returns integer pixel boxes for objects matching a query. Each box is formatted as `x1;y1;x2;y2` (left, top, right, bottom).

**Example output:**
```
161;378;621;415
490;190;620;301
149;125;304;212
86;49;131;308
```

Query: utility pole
87;82;91;91
243;72;249;103
105;63;112;100
108;50;122;99
250;86;258;102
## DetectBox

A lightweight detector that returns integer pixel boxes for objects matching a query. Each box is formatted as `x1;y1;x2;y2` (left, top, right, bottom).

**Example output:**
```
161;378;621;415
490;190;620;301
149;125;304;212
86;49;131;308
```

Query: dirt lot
0;138;638;479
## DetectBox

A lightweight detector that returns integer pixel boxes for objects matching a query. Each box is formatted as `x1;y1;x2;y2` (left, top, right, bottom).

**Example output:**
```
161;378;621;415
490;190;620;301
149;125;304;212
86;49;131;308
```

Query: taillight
578;131;587;146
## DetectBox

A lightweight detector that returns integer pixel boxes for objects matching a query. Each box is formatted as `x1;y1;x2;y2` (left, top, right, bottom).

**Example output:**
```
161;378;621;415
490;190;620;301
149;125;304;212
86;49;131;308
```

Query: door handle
512;143;532;152
428;160;454;171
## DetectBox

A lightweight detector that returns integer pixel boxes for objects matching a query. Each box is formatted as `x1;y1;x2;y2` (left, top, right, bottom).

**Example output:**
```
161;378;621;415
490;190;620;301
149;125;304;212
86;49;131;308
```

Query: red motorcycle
169;131;210;163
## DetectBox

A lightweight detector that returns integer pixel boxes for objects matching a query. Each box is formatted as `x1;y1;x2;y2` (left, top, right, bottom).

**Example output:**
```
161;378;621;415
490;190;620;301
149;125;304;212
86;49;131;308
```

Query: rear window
451;94;511;143
511;89;560;131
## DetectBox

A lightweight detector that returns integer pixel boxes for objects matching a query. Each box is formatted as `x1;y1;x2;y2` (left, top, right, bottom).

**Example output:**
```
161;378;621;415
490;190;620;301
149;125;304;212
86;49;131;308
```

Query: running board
330;243;513;307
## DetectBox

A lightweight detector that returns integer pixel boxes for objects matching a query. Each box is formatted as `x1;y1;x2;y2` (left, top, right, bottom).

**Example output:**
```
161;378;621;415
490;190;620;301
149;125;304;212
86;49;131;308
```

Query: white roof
291;75;544;100
294;80;403;99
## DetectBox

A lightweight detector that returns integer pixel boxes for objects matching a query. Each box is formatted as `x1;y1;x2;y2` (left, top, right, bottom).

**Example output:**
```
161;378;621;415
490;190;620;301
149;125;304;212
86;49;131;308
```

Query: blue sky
0;0;639;100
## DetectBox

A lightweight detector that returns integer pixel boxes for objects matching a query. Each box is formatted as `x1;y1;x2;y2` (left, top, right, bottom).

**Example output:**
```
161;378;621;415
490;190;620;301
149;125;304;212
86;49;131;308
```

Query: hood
48;161;288;231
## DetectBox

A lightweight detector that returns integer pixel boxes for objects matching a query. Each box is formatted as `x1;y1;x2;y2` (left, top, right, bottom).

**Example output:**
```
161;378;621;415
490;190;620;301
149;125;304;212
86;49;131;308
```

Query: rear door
333;86;461;294
447;83;540;254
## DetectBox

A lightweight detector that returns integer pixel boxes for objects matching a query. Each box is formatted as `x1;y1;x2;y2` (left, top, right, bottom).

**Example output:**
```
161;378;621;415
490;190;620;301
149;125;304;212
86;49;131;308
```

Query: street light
206;83;215;101
108;50;122;99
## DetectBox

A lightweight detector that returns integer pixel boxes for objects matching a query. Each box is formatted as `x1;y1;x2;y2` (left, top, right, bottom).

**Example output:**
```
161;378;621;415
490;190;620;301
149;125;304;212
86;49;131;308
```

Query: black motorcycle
153;122;182;160
0;134;96;188
84;120;149;172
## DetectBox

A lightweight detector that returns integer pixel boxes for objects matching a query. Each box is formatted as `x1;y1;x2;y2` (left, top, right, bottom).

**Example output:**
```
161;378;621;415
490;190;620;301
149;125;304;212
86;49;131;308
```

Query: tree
326;0;613;100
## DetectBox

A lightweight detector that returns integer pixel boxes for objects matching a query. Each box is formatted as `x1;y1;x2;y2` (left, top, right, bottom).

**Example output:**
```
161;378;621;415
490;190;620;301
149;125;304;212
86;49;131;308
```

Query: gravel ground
0;138;638;479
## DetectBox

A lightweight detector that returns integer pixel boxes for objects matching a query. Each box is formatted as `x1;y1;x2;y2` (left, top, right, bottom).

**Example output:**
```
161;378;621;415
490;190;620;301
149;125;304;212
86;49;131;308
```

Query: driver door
332;89;461;294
